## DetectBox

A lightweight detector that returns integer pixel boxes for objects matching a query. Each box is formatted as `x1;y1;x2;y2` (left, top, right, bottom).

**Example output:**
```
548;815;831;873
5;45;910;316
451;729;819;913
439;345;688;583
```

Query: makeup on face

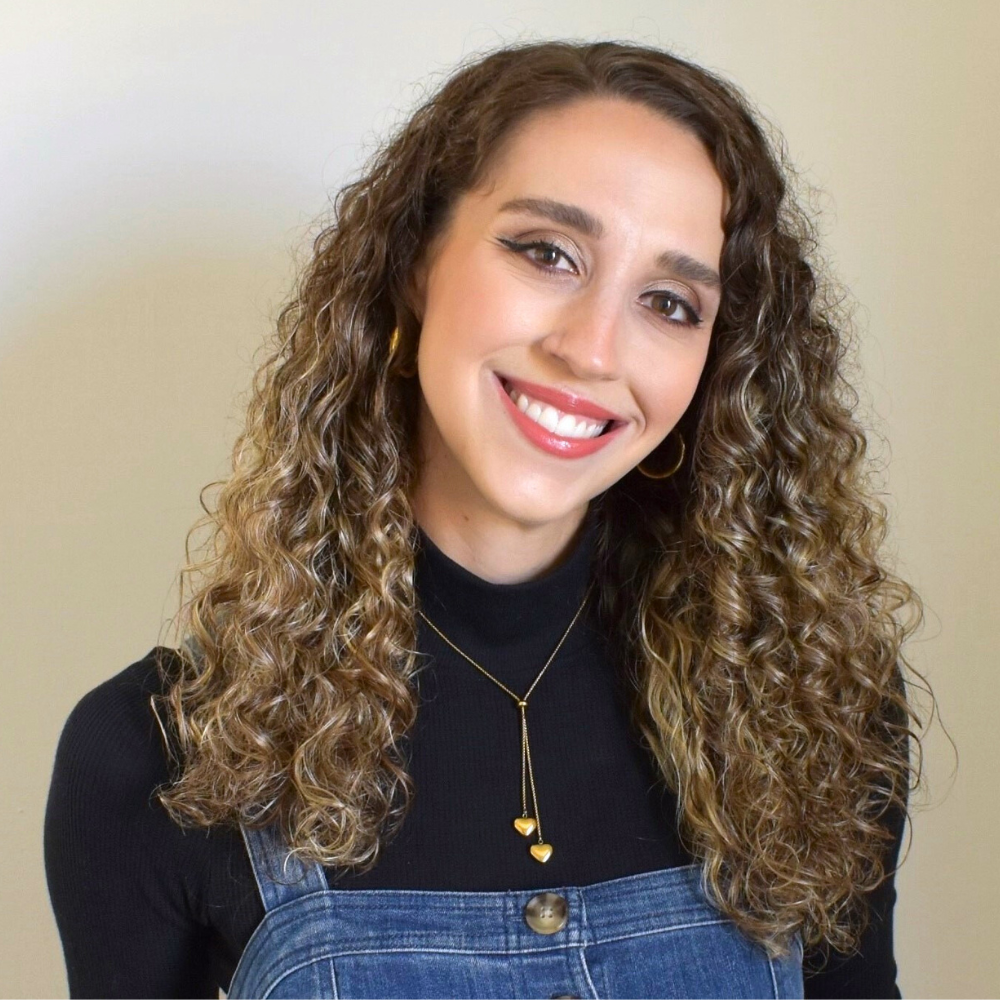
493;370;629;459
408;96;725;552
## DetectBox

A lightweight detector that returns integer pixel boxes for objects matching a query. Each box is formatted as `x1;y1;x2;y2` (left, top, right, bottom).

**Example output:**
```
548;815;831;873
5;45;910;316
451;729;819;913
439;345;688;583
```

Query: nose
539;290;622;381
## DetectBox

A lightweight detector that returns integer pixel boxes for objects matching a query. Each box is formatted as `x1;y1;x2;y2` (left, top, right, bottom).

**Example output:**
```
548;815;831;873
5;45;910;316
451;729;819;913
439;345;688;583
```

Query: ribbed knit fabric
44;511;902;998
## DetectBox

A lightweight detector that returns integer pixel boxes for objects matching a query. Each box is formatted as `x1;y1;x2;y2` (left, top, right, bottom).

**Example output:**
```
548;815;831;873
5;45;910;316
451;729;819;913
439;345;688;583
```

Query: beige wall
3;2;996;997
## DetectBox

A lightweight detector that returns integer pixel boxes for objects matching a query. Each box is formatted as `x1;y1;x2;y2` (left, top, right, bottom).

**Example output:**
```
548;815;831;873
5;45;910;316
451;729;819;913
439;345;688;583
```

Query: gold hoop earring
636;429;685;479
388;326;418;378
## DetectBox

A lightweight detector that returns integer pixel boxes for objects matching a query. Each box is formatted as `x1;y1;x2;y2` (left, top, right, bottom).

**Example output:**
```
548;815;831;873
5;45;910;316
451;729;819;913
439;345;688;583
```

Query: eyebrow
497;196;722;291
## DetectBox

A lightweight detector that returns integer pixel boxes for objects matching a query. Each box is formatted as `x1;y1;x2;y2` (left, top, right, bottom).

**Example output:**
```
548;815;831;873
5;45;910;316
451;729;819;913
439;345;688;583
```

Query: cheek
424;250;514;351
639;348;710;428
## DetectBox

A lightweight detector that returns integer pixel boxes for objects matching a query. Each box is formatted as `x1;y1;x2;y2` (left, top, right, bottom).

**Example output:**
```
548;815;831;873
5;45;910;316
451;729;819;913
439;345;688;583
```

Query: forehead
468;96;726;249
494;96;711;167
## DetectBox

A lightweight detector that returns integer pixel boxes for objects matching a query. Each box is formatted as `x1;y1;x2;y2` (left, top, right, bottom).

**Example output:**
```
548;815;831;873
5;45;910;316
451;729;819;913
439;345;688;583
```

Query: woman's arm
44;659;219;999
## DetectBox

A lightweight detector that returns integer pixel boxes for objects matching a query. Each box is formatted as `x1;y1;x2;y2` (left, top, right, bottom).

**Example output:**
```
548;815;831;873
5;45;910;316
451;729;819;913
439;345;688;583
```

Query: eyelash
497;236;703;328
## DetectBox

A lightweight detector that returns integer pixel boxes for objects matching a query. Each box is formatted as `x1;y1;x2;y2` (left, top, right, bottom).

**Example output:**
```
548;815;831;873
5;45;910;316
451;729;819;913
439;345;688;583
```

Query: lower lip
492;372;626;458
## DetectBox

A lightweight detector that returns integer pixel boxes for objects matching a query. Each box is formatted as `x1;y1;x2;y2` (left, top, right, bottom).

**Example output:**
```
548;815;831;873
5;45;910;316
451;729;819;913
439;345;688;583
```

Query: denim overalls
226;822;803;999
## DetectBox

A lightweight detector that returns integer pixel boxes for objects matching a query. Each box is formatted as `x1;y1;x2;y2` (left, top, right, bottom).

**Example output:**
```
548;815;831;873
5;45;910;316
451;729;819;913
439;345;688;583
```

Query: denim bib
227;822;803;999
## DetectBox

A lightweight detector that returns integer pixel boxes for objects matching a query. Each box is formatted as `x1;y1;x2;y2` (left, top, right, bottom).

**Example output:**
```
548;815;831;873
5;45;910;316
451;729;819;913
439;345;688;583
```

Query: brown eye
497;237;578;273
532;245;563;267
648;292;701;327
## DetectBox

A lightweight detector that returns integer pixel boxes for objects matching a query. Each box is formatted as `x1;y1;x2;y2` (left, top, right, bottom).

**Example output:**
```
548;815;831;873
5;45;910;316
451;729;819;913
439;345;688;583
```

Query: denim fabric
228;822;803;999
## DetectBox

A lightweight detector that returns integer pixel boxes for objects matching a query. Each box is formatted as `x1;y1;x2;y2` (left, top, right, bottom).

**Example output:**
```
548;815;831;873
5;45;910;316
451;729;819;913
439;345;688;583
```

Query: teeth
506;385;609;439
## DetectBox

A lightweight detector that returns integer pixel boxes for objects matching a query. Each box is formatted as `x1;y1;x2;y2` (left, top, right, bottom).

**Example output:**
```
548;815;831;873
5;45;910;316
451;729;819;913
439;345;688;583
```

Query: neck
413;504;600;672
411;503;592;586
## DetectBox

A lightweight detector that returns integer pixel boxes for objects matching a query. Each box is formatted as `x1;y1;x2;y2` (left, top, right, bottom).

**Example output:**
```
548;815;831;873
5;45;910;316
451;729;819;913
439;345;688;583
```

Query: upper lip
497;372;625;423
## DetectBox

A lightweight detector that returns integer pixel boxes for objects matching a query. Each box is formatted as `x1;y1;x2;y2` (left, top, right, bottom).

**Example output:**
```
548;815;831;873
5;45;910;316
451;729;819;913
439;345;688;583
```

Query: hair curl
154;39;931;959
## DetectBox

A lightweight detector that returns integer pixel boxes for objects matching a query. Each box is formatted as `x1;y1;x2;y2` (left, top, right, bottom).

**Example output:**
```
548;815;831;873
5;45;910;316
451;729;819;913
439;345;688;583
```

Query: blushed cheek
645;359;708;428
428;250;510;352
458;278;529;358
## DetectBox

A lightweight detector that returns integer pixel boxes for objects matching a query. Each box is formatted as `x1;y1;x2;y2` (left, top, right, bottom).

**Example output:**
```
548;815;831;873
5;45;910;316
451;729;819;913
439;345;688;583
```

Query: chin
481;485;587;531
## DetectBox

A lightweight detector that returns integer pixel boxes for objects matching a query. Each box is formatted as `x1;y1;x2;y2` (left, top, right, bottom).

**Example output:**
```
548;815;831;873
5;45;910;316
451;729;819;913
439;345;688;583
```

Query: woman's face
408;95;726;540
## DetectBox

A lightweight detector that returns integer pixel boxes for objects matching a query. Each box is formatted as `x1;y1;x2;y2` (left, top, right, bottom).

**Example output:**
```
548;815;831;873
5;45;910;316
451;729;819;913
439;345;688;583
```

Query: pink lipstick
493;372;627;459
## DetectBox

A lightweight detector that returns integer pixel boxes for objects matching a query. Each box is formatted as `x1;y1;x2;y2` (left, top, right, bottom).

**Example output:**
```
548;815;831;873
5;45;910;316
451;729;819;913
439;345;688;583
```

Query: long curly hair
154;39;930;959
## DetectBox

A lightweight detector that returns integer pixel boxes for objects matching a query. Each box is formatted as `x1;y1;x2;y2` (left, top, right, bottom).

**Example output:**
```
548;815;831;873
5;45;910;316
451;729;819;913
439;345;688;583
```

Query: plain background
2;2;996;997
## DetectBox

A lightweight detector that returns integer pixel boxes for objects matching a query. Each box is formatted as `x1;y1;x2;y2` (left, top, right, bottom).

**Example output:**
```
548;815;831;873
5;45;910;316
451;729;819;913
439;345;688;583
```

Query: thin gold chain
417;580;594;851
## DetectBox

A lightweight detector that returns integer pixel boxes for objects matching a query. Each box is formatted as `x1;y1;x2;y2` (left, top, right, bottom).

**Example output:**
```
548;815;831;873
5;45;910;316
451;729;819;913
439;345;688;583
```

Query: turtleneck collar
414;508;600;685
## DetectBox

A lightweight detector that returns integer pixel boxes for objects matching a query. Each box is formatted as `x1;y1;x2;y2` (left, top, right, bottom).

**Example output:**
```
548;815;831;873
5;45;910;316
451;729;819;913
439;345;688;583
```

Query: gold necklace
417;580;595;864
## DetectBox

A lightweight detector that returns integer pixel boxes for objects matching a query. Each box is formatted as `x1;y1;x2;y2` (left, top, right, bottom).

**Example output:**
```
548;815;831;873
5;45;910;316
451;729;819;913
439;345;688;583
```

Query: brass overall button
523;892;568;934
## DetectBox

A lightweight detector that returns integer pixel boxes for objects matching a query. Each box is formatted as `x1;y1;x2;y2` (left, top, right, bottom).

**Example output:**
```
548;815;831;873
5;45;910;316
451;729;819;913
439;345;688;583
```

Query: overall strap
240;821;329;912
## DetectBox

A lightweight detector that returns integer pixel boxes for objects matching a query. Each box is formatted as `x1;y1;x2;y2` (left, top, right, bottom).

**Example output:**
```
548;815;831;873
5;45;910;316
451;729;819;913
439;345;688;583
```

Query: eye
497;237;578;273
646;291;702;328
497;236;703;328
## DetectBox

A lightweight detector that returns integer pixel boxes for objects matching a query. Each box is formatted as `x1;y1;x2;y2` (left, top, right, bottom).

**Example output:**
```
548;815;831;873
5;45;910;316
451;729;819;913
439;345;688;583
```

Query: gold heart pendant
529;843;553;863
513;817;537;837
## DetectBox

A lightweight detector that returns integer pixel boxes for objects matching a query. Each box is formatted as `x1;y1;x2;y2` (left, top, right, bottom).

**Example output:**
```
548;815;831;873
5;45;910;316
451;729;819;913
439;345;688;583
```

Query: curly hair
154;39;930;959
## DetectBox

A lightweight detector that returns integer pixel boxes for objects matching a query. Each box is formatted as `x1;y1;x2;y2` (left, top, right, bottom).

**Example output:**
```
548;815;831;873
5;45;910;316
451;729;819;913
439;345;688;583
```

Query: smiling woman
407;98;724;578
44;39;929;1000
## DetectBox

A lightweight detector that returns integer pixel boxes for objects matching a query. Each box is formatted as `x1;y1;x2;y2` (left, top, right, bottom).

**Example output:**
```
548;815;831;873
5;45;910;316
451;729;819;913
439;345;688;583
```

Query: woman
45;40;926;999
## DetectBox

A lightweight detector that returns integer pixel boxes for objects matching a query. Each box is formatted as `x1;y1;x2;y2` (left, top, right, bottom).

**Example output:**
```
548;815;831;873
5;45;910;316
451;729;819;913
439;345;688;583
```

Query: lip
495;372;625;422
493;371;627;458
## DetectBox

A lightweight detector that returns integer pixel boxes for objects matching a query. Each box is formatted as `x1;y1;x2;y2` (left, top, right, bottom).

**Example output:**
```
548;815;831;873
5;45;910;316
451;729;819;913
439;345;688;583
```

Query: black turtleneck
44;513;903;998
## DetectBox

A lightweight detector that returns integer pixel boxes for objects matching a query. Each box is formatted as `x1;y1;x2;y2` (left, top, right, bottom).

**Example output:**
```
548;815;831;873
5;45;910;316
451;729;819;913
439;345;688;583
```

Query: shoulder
52;646;183;798
44;648;249;995
45;646;209;910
